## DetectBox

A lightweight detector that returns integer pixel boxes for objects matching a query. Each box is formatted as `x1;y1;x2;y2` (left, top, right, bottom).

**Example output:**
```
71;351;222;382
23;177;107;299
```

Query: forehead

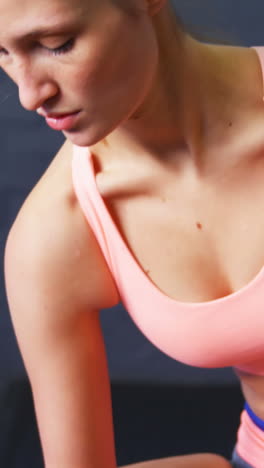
0;0;90;42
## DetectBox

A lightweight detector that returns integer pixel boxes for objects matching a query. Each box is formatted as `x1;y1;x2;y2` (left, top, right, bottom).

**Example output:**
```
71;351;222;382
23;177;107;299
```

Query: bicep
4;221;81;353
4;174;117;353
4;215;117;467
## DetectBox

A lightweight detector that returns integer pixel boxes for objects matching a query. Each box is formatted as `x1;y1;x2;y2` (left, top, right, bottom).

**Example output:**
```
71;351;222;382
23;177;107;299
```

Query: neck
90;13;264;175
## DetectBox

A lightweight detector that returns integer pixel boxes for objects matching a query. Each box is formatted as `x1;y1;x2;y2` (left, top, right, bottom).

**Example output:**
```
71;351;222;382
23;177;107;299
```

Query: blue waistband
244;401;264;430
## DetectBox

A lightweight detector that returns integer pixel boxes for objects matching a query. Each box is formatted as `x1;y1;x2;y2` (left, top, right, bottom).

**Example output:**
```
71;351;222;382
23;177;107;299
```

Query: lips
45;110;81;131
37;109;80;118
51;110;80;118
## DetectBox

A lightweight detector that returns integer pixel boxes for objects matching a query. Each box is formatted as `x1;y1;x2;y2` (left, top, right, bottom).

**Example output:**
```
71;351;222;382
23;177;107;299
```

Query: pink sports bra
71;46;264;378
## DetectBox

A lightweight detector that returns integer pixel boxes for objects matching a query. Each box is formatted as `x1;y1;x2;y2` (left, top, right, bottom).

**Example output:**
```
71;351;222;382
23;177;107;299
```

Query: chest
96;158;264;303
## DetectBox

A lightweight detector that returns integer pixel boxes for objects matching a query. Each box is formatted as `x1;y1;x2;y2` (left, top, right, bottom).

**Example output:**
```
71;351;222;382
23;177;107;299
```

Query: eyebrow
11;21;75;44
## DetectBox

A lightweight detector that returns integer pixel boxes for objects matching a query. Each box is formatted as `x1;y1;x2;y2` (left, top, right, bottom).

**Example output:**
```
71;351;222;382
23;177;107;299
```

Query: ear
147;0;167;16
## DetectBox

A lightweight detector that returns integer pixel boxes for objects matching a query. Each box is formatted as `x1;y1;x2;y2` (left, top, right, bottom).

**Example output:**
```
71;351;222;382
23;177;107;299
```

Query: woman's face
0;0;159;146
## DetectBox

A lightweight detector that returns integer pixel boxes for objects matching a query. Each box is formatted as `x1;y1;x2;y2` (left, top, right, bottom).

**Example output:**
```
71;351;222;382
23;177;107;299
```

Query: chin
63;130;94;148
64;123;116;148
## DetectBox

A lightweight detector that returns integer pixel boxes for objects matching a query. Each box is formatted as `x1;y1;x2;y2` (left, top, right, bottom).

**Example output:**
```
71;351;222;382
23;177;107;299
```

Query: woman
3;0;264;466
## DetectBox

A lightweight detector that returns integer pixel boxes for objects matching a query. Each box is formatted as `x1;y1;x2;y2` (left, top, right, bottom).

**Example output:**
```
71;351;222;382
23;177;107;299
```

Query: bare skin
120;453;233;468
3;0;264;466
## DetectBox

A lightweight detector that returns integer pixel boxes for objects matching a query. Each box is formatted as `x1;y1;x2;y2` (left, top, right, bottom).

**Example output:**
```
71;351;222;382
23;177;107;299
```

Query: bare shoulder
4;139;119;311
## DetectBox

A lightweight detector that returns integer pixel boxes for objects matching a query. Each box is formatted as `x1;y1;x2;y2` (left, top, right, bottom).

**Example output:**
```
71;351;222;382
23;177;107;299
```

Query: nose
16;63;58;111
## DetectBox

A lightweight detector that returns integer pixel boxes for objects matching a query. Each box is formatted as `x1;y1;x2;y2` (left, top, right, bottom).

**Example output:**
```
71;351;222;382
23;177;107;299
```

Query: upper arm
3;162;119;466
4;147;119;375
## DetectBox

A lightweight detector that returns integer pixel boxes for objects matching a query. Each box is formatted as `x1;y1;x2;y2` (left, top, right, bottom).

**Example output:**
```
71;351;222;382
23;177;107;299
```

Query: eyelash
0;38;75;57
44;38;75;55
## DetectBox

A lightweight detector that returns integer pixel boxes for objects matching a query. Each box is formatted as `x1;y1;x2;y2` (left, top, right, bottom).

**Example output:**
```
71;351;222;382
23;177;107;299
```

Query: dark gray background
0;3;263;465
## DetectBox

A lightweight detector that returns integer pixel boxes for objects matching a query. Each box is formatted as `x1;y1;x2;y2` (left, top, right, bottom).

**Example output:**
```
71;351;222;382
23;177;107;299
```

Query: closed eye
42;38;75;55
0;38;75;57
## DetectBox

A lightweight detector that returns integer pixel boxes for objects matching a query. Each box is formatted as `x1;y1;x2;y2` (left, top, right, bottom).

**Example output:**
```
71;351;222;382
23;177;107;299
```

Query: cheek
73;38;157;104
67;9;158;110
